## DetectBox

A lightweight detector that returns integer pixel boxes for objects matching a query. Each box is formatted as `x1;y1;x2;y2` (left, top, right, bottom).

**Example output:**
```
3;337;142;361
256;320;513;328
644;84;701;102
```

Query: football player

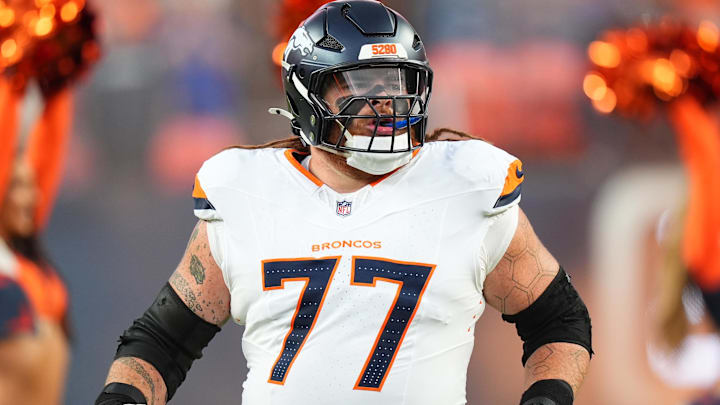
96;2;592;404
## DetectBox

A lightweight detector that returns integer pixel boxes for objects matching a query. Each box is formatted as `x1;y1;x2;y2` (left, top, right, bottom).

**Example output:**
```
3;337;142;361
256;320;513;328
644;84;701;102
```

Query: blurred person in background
0;273;37;405
0;1;100;402
95;2;592;405
581;10;720;402
656;212;720;405
0;82;72;404
655;97;720;405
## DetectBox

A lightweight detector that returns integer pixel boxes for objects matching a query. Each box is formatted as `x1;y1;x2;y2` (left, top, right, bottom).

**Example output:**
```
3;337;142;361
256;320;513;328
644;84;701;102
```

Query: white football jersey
193;140;523;405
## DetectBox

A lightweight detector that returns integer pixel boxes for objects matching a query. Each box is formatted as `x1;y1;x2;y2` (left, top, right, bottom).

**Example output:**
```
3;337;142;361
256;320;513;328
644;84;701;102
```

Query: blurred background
11;0;717;403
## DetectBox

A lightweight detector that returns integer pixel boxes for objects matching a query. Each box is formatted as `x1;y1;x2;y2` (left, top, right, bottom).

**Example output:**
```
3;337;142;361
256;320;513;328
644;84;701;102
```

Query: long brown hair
224;128;487;151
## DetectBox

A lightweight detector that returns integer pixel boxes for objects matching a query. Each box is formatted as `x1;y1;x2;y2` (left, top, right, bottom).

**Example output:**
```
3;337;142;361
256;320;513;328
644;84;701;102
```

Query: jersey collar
283;148;420;189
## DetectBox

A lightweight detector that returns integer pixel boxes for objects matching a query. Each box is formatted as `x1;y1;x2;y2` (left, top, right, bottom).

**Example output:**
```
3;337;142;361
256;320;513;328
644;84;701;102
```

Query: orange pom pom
0;0;100;96
584;18;720;119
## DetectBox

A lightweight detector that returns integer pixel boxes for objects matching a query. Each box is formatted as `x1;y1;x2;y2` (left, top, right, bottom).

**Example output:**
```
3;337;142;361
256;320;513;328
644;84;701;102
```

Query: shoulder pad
193;148;286;221
434;140;523;215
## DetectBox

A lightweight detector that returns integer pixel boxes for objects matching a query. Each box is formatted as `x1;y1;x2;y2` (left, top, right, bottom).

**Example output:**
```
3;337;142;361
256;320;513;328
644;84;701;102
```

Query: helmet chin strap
315;143;350;157
333;120;414;175
339;120;359;149
268;111;413;175
335;119;411;152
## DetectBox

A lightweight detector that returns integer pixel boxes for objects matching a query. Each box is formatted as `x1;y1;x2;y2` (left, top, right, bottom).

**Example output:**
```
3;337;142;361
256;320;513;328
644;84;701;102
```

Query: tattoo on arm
168;220;231;325
526;345;553;376
484;209;559;315
190;225;199;243
524;343;590;394
482;212;590;395
189;255;206;284
183;222;201;253
169;272;203;314
117;357;156;405
571;349;589;392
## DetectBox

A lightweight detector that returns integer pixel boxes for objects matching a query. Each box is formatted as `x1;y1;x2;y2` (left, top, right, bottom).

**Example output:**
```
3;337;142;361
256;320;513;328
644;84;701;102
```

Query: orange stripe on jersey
285;149;324;187
192;175;208;199
495;159;524;208
368;149;421;187
501;159;524;196
285;148;420;188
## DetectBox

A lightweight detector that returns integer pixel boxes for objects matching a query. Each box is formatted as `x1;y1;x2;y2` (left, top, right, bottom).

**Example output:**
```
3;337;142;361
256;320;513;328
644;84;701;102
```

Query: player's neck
308;147;381;194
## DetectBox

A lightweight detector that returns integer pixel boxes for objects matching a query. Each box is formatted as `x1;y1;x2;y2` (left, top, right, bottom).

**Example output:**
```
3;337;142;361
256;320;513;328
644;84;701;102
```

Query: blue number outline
350;256;436;391
262;256;341;385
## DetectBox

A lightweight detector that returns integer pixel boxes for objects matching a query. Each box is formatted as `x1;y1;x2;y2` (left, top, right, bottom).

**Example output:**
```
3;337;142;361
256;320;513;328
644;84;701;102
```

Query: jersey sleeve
487;158;524;216
478;204;520;281
193;173;222;221
0;276;35;340
205;219;237;304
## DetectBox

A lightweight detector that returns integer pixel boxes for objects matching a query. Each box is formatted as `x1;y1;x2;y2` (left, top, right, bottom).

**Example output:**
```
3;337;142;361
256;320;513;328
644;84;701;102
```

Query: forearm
100;221;228;405
483;209;593;404
105;357;167;405
523;342;590;395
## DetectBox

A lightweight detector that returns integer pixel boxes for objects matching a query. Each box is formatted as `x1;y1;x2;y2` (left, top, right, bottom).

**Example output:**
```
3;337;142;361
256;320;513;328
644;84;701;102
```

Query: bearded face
318;66;426;151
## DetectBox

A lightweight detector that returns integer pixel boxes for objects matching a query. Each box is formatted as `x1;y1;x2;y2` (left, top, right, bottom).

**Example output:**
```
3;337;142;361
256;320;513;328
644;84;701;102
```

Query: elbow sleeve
114;283;221;400
502;267;593;365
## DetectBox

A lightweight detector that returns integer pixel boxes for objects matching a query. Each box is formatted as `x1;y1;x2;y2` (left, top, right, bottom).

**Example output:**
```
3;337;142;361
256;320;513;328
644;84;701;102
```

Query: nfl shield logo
336;200;352;216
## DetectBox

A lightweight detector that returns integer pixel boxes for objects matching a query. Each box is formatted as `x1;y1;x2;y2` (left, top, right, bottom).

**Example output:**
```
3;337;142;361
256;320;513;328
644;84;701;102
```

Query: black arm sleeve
520;379;574;405
502;267;593;365
95;383;147;405
114;283;221;400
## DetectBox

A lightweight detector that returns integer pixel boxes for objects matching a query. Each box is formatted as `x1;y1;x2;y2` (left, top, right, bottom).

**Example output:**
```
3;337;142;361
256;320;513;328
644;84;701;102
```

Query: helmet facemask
310;64;432;156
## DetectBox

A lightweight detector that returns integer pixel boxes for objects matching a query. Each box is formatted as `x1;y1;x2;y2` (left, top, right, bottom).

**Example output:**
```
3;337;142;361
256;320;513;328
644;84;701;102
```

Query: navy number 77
261;256;435;391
